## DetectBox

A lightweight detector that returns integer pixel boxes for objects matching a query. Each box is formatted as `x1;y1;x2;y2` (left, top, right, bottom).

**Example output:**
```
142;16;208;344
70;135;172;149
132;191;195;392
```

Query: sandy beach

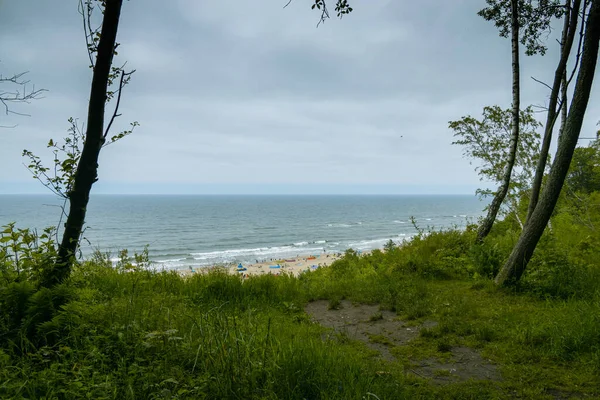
233;252;344;277
178;252;346;278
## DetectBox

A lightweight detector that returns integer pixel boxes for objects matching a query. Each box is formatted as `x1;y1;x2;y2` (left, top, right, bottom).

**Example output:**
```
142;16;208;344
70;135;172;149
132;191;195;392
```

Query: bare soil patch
305;299;500;384
411;347;501;384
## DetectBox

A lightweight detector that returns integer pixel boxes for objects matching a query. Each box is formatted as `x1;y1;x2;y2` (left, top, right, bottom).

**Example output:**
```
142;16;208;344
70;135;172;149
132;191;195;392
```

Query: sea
0;195;486;271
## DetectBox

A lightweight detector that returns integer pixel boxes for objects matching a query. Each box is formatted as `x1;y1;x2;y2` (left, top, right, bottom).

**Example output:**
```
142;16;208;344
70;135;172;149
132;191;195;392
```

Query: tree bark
526;0;581;221
477;0;521;242
560;68;568;137
495;0;600;286
47;0;124;286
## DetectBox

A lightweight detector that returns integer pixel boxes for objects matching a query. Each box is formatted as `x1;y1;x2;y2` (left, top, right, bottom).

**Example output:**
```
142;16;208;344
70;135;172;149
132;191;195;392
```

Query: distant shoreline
176;248;380;278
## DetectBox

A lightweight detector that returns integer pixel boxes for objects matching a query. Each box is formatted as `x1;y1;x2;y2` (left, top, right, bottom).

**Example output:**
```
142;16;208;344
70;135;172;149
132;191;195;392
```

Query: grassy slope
1;229;599;399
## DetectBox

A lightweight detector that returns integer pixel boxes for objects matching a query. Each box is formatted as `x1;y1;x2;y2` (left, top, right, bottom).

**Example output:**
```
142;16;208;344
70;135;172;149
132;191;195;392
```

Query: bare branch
104;70;125;138
316;2;331;27
530;75;554;91
79;0;96;69
104;68;135;138
531;103;550;112
284;0;352;27
0;70;47;116
21;162;65;198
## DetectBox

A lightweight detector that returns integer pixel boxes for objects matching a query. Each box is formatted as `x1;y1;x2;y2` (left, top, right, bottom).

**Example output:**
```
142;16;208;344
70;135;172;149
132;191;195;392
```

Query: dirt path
305;300;501;385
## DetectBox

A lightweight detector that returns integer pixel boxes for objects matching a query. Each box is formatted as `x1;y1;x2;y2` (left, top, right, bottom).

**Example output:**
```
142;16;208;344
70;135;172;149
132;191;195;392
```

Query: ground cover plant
4;0;600;397
2;202;600;399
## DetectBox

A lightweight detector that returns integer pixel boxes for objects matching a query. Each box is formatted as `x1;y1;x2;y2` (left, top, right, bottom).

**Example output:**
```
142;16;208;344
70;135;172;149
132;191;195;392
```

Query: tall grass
0;264;416;399
2;221;600;398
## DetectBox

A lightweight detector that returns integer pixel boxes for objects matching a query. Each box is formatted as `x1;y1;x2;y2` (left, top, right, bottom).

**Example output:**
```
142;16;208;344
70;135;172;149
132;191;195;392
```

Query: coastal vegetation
2;0;600;398
2;173;600;398
3;136;600;397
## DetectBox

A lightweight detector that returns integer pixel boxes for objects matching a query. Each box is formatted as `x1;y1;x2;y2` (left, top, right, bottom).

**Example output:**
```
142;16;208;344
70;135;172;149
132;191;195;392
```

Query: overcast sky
1;0;599;195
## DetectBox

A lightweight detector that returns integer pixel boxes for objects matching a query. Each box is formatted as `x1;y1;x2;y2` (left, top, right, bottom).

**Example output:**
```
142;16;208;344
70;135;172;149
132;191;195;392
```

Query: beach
178;251;346;278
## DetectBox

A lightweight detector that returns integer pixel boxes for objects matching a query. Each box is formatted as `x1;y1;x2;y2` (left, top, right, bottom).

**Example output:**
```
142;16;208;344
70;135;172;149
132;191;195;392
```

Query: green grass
1;227;600;399
0;267;413;399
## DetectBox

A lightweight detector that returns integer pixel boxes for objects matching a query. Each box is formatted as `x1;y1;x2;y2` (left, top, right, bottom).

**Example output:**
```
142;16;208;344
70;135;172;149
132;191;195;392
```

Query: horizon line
0;192;479;196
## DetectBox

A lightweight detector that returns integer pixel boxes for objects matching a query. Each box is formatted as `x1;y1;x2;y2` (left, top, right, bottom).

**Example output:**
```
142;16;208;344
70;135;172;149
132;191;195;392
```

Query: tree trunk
510;197;524;229
495;0;600;286
526;0;581;221
46;0;123;286
477;0;521;243
560;68;568;137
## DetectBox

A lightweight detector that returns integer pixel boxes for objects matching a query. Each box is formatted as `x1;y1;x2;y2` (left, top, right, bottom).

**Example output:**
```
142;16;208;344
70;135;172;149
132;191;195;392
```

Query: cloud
1;0;598;194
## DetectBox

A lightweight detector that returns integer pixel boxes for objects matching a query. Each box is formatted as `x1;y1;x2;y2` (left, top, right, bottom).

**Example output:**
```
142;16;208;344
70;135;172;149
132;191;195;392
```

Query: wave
154;258;186;263
110;233;421;271
189;245;323;261
393;220;406;224
347;235;413;250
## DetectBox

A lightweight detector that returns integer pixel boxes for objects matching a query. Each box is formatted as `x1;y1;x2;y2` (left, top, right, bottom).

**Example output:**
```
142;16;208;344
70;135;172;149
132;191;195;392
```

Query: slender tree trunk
526;0;581;221
510;198;524;229
46;0;123;286
495;0;600;286
477;0;521;243
560;70;568;136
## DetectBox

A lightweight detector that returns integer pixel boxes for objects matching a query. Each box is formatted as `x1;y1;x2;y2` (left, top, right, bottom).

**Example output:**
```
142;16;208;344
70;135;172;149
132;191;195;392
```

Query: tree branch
0;71;47;116
284;0;352;27
104;68;134;138
566;0;587;88
530;75;554;91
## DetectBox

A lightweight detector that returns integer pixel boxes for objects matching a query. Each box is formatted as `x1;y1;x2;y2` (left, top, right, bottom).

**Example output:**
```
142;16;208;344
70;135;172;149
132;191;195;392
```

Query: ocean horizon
0;194;486;270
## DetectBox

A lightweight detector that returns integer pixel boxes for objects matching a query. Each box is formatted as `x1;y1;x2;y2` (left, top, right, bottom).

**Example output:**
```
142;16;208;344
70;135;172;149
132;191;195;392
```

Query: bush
389;228;476;279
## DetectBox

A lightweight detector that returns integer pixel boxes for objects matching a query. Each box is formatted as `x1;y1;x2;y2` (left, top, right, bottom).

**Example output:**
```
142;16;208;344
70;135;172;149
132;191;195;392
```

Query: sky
0;0;599;195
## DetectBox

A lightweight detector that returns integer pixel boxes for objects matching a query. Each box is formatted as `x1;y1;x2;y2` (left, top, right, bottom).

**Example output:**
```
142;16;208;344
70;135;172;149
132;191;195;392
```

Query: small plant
369;311;383;322
409;216;424;236
419;327;439;339
368;334;393;346
115;246;150;271
470;280;487;290
433;369;452;377
383;239;397;252
475;325;497;343
437;338;452;353
0;223;57;283
328;297;341;310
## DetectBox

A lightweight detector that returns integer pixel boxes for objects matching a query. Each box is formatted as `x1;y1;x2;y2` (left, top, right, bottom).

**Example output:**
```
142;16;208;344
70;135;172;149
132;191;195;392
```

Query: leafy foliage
22;118;83;198
1;209;600;397
478;0;566;56
0;223;57;283
449;105;542;222
3;0;600;396
306;0;353;25
565;138;600;195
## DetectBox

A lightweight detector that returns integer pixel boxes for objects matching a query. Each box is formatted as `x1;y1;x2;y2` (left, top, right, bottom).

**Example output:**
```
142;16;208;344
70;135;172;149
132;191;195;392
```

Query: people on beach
178;249;361;279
